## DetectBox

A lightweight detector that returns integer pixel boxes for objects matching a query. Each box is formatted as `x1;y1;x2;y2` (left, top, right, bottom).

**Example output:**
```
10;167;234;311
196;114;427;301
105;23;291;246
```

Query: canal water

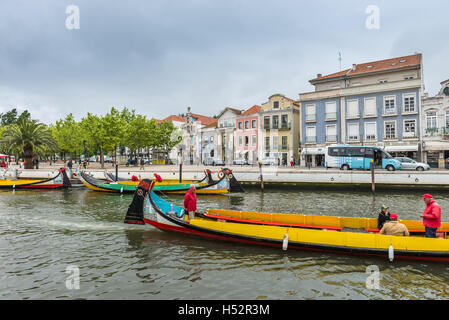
1;186;449;300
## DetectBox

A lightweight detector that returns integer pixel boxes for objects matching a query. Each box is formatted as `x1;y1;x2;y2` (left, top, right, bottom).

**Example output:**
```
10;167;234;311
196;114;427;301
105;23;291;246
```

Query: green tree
1;117;57;169
51;113;84;161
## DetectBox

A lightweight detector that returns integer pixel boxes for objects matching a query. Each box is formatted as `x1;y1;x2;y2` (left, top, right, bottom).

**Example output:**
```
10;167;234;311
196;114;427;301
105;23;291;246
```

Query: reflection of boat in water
124;175;449;262
0;168;71;189
79;168;244;195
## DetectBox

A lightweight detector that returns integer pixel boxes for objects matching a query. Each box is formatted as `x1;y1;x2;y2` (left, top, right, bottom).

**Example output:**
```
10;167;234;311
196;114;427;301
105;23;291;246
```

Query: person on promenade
378;205;391;229
184;185;197;222
379;213;409;236
140;158;145;171
67;159;73;178
420;194;441;238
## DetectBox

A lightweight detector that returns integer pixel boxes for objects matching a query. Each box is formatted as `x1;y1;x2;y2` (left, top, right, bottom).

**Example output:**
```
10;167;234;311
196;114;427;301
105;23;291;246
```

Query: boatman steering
184;185;197;222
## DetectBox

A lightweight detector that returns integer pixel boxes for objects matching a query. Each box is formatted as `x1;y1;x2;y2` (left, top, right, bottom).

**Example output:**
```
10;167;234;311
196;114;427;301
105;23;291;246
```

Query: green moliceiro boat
78;169;243;194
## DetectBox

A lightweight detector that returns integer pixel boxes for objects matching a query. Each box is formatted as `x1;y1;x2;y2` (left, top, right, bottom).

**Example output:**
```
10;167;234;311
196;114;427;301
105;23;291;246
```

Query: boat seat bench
203;213;343;231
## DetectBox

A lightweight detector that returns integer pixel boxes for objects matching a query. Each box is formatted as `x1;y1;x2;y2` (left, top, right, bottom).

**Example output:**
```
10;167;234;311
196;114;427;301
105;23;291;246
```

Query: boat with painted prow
0;168;71;189
79;168;242;194
125;174;449;262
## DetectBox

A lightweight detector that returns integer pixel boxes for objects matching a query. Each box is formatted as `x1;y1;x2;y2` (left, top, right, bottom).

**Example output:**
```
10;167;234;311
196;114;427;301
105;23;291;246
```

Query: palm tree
1;117;57;169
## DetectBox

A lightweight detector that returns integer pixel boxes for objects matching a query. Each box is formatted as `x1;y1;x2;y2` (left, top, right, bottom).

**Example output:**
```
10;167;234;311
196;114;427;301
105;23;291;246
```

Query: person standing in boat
420;194;441;238
378;205;391;229
379;213;409;236
184;185;197;222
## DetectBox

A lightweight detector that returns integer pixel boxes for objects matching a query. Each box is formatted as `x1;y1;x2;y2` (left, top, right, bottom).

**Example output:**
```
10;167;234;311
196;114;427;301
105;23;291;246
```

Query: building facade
299;54;423;167
234;105;261;165
421;79;449;168
216;107;242;164
260;94;300;165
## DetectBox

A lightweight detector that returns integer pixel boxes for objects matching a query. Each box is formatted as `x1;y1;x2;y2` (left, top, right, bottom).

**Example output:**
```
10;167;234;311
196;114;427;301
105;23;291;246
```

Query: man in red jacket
420;194;441;238
184;185;197;222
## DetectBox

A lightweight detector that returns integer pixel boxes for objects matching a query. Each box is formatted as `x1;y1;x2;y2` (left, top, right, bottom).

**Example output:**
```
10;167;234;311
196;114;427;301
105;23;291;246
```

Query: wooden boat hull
0;168;71;189
104;170;212;186
131;180;449;262
79;170;233;194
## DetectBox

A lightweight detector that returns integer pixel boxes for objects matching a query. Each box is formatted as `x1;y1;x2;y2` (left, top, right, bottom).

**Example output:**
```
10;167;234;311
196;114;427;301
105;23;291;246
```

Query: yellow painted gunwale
0;179;46;186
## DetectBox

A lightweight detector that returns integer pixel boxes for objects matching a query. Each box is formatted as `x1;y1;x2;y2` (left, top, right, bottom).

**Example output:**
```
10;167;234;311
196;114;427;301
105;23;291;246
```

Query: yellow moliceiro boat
103;169;212;186
125;177;449;263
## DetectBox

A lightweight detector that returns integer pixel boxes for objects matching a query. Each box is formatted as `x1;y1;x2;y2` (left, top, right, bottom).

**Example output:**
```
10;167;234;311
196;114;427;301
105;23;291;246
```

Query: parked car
260;157;278;166
232;158;249;165
394;157;430;171
203;157;225;166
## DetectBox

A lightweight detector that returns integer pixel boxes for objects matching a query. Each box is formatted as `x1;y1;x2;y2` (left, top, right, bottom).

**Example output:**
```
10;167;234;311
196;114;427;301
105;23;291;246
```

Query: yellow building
260;94;300;165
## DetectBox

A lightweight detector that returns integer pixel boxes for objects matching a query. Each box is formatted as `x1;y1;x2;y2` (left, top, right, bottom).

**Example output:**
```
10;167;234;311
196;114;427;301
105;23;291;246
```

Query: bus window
382;151;392;159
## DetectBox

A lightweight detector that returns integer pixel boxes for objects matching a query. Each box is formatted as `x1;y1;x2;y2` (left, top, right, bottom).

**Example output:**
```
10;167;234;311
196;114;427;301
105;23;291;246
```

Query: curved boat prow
124;179;152;224
222;168;244;193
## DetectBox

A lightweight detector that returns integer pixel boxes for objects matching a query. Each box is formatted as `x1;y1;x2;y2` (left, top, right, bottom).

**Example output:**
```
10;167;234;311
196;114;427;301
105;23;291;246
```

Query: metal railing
326;135;337;142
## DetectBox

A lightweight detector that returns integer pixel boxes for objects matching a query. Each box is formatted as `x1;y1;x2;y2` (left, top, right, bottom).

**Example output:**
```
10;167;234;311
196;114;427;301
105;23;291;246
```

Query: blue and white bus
325;145;402;171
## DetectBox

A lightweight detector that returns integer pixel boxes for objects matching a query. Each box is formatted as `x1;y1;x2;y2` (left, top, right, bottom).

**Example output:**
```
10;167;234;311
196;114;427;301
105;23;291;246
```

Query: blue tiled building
299;54;424;167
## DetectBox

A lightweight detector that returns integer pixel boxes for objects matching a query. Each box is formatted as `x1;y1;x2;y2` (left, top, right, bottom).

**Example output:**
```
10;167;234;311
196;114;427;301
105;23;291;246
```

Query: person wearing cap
420;194;441;238
379;213;409;236
378;205;391;229
184;185;197;221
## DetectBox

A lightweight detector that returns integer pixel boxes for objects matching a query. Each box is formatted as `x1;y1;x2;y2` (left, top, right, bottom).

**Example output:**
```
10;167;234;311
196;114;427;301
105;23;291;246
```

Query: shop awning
423;141;449;151
384;145;418;152
301;147;325;155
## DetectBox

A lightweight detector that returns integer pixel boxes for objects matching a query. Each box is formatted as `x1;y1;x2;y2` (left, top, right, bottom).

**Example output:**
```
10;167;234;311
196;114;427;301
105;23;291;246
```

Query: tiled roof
160;113;217;126
310;54;422;82
241;105;261;116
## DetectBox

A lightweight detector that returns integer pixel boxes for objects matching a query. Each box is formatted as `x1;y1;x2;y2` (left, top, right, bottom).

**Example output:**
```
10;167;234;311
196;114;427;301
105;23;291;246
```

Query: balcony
326;135;337;142
425;127;439;136
262;123;271;130
442;127;449;135
305;114;316;122
402;132;417;139
306;136;316;144
365;135;377;141
279;122;291;130
280;145;289;150
265;145;270;151
272;123;279;129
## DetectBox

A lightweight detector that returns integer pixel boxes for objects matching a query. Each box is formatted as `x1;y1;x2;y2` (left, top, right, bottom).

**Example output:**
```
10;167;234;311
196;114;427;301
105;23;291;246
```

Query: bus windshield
382;151;393;159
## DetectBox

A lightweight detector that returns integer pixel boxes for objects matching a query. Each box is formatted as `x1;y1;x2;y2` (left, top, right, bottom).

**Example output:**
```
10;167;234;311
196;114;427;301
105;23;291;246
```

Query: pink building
234;105;261;164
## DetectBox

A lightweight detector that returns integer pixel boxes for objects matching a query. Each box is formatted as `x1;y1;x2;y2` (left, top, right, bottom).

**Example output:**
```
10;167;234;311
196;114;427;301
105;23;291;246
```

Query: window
281;114;288;128
210;136;214;143
272;136;278;149
244;121;249;129
273;101;279;109
245;136;249;146
251;119;256;128
281;136;288;150
272;115;279;129
403;94;416;113
252;135;256;146
365;122;376;141
426;111;437;129
403;120;416;138
238;122;242;129
385;121;396;139
326;125;337;142
379;79;388;83
364;97;377;116
264;116;270;129
326;102;337;120
384;96;396;115
265;137;270;150
347;100;359;118
306;126;316;143
404;76;414;80
306;104;316;121
238;136;242;146
348;123;359;141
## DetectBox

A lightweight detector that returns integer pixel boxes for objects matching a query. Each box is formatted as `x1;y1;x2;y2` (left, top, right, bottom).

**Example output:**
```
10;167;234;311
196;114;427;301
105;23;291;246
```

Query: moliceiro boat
103;169;215;185
79;168;243;194
125;175;449;262
0;168;71;189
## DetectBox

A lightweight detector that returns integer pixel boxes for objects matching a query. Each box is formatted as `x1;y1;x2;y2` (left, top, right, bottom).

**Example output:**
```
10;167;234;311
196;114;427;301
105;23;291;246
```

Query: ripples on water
1;187;449;300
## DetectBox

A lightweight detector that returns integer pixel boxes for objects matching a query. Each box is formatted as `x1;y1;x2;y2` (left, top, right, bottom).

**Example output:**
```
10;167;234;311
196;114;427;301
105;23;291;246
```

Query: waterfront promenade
5;161;449;188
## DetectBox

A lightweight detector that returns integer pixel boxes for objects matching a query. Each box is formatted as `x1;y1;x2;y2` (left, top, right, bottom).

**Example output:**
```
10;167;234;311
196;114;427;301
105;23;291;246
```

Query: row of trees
0;107;182;169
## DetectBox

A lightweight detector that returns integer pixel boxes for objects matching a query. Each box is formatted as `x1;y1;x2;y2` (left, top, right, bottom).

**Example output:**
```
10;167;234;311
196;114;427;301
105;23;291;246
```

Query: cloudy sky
0;0;448;123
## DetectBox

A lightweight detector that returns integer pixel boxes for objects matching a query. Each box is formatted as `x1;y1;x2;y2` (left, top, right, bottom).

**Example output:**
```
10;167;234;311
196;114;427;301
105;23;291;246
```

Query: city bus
325;145;402;171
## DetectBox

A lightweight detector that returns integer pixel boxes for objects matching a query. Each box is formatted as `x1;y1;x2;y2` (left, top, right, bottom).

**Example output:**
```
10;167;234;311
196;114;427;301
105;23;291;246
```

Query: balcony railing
425;127;439;135
265;145;270;150
280;145;288;150
325;112;337;120
263;123;270;130
442;127;449;135
326;135;337;142
272;123;279;129
348;136;359;141
402;132;417;139
365;135;377;141
279;122;291;130
306;136;316;143
305;114;316;122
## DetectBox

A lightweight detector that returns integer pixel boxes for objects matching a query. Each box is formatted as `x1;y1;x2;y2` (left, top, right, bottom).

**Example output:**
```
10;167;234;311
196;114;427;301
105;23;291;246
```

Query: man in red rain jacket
184;185;197;222
420;194;441;238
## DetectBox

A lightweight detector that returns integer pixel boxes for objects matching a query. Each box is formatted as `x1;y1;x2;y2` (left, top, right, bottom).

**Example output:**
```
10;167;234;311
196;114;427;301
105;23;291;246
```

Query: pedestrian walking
140;157;145;170
420;194;441;238
67;159;73;178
